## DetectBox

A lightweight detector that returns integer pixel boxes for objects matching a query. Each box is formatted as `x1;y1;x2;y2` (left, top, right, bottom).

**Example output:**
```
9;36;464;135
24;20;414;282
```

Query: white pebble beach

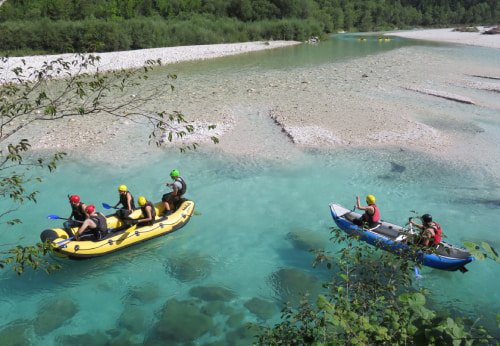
2;27;499;167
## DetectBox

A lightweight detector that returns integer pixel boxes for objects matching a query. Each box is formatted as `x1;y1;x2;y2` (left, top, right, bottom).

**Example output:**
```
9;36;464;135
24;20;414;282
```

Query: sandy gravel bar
0;41;301;82
2;29;500;171
387;26;500;49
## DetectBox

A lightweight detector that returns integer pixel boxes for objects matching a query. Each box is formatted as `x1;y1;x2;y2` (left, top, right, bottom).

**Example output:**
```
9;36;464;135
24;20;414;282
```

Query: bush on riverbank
0;16;323;56
251;227;497;345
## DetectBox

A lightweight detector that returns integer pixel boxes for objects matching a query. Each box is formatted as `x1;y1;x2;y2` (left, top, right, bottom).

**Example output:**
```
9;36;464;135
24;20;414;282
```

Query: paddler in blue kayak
410;214;442;247
353;194;380;228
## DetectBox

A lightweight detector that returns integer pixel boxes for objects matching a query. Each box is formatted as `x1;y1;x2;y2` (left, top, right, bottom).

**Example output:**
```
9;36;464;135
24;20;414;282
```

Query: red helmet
69;195;80;204
85;205;95;214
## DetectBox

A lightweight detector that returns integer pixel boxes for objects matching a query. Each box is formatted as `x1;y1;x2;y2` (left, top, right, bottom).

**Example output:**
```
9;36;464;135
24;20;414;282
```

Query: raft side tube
41;229;62;243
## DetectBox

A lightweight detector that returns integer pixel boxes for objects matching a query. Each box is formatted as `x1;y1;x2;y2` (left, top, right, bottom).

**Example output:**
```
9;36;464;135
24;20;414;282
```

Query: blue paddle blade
102;203;112;209
46;215;61;220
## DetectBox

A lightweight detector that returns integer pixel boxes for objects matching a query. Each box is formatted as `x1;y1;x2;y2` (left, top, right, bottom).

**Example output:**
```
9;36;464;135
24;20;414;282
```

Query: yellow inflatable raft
41;200;195;259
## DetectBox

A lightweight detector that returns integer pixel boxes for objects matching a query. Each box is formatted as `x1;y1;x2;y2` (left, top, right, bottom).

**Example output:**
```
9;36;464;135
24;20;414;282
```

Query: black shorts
80;229;106;241
116;208;132;219
162;192;180;203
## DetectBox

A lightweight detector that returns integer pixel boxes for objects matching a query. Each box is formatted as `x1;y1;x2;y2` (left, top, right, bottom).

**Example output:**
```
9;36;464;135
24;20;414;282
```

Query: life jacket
365;204;380;224
176;177;187;196
119;191;136;209
141;201;157;225
86;213;108;240
89;213;107;232
430;222;442;246
72;203;87;222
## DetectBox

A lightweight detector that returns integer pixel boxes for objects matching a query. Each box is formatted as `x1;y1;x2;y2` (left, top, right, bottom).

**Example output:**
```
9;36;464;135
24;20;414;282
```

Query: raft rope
66;219;183;251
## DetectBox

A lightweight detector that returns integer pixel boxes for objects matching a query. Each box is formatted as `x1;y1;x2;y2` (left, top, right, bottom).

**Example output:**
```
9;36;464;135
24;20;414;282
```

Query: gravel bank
3;31;500;167
1;41;301;83
387;26;500;49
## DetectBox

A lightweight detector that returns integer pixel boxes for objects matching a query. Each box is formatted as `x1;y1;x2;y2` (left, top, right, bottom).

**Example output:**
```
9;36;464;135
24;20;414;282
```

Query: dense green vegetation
0;0;498;55
250;227;500;345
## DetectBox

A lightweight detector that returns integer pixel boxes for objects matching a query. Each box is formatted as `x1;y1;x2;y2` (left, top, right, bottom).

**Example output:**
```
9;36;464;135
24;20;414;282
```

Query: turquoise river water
1;34;500;345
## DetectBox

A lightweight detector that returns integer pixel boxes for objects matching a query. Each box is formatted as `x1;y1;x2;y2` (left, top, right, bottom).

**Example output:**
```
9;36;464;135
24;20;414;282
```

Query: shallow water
1;35;500;344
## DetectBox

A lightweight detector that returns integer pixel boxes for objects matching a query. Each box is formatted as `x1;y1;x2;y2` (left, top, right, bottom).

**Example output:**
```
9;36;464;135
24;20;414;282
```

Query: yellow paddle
116;223;138;244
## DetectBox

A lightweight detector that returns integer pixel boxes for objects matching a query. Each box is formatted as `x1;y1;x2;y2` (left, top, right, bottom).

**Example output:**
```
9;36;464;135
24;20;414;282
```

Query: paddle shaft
56;237;74;245
46;214;83;223
61;217;83;223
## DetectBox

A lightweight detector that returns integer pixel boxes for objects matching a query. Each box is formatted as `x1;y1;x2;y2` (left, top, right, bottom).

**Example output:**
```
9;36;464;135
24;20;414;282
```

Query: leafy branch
0;240;61;275
463;240;500;263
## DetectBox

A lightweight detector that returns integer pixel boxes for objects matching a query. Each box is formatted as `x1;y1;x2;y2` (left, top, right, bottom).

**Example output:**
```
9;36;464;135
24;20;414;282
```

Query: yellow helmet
138;196;146;206
366;195;376;204
119;185;127;192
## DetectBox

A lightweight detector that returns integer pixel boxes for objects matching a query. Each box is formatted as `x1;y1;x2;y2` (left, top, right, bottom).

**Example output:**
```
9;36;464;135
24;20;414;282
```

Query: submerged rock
226;325;258;345
165;253;213;282
127;282;162;303
145;298;213;344
286;229;328;251
34;295;78;335
189;285;236;302
201;301;226;316
119;306;147;334
108;330;143;346
57;331;109;345
202;341;227;346
226;311;246;328
244;297;278;320
0;319;31;346
269;268;322;307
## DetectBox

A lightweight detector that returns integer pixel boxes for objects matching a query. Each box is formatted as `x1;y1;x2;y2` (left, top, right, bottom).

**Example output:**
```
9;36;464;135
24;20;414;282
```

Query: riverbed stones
189;285;236;302
34;295;78;335
243;297;278;320
146;298;214;344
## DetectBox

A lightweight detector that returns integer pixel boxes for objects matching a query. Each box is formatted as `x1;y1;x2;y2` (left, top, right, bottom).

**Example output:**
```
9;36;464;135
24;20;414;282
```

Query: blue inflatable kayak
329;203;474;272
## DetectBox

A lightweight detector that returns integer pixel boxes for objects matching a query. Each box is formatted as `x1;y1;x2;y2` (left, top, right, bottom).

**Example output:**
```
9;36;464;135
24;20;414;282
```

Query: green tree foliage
250;227;498;344
0;0;498;55
0;15;323;56
0;137;65;275
0;53;217;274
